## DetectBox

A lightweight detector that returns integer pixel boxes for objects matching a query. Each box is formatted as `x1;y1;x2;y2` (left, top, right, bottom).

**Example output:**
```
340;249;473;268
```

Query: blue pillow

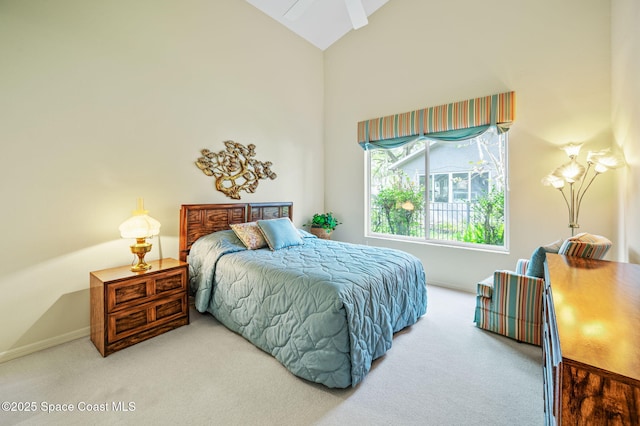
525;239;563;278
257;218;304;251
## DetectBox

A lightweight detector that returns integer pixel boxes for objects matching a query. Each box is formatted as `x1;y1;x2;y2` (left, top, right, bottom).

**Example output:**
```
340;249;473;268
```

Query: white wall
612;0;640;263
0;0;324;360
324;0;615;291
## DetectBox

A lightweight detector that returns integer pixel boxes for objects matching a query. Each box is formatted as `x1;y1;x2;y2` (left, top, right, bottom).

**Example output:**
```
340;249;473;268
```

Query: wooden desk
543;254;640;425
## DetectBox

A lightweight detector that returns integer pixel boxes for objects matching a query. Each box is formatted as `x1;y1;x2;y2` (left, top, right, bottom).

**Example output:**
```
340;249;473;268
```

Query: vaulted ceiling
246;0;390;50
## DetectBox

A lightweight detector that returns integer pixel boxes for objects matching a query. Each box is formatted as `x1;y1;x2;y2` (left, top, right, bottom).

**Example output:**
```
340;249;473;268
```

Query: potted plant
306;212;341;239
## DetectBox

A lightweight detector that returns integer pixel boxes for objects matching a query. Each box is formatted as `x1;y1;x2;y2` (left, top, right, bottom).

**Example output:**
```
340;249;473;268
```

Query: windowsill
365;234;510;254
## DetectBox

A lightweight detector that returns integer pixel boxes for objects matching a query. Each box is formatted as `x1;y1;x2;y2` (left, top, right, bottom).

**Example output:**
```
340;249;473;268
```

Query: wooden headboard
179;202;293;262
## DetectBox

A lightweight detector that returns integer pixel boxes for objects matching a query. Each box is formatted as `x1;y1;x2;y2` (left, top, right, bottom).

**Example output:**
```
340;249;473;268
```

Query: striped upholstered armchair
473;233;612;346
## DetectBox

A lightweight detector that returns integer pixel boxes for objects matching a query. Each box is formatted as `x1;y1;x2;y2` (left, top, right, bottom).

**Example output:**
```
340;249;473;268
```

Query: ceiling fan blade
283;0;317;21
344;0;368;29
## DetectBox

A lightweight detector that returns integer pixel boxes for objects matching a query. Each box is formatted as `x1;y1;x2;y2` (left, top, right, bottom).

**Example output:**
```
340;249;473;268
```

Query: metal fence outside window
371;202;474;241
429;202;472;240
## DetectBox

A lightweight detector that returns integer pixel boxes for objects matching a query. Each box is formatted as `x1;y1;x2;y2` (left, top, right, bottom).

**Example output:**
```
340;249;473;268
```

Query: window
428;171;489;203
367;127;507;248
432;174;448;202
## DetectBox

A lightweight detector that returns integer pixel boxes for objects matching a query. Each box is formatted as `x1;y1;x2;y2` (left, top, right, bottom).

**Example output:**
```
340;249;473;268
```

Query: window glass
433;174;449;203
471;172;489;201
366;127;507;248
452;173;469;202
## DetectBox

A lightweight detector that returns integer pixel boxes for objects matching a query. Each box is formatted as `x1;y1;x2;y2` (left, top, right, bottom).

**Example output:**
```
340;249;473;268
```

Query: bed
180;202;427;388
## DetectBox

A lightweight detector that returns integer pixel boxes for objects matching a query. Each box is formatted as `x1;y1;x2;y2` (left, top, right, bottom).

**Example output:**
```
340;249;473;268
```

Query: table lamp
119;198;161;272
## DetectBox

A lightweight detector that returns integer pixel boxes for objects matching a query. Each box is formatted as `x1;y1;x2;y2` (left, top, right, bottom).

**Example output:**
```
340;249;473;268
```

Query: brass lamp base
130;238;152;272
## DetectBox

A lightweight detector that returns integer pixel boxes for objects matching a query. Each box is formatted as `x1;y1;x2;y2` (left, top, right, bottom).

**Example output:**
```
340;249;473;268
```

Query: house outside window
367;126;507;249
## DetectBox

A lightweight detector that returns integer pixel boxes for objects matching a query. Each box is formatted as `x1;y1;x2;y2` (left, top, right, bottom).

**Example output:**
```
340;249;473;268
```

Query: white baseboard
0;327;90;364
427;280;475;294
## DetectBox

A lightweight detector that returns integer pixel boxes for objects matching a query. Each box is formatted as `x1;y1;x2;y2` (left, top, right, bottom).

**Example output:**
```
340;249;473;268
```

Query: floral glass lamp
119;198;161;272
542;143;624;235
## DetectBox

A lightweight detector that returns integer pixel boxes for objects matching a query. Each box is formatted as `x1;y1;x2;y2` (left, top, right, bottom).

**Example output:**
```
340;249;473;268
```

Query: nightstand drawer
156;271;185;294
106;268;187;313
107;293;187;343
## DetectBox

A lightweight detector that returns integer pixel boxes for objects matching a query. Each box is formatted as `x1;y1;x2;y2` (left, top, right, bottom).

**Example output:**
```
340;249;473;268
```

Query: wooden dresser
543;254;640;425
90;258;189;356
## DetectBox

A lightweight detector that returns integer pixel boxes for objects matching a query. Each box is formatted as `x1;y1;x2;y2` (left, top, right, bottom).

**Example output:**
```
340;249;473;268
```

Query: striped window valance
357;91;515;149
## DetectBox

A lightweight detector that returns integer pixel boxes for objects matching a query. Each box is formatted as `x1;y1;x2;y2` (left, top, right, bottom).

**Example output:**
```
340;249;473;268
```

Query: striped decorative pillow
559;233;611;259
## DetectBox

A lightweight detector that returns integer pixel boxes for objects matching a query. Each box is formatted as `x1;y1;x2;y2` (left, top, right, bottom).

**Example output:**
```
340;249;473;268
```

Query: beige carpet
0;285;543;426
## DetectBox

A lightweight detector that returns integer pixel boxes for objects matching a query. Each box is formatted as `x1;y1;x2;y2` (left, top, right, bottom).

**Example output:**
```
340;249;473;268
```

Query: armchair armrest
492;270;545;322
515;259;530;275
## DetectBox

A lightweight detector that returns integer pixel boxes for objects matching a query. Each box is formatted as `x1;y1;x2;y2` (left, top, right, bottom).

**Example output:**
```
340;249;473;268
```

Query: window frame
364;130;509;253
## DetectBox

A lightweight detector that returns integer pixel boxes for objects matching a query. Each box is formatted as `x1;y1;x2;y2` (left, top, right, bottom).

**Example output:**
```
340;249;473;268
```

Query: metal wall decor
195;140;277;199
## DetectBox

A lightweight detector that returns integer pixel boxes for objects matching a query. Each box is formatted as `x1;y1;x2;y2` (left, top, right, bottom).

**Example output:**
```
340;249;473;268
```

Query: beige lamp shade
119;214;161;239
562;143;583;158
587;149;626;172
119;198;161;239
554;159;586;183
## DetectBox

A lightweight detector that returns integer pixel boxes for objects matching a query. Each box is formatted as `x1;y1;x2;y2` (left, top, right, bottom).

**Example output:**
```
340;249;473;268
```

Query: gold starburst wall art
195;140;277;200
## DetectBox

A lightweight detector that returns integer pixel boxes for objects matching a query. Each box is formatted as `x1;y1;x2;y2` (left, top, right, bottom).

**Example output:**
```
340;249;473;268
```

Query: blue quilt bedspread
188;230;427;388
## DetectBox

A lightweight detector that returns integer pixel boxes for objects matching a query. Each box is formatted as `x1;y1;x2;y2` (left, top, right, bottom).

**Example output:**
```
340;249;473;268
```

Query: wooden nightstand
90;258;189;356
